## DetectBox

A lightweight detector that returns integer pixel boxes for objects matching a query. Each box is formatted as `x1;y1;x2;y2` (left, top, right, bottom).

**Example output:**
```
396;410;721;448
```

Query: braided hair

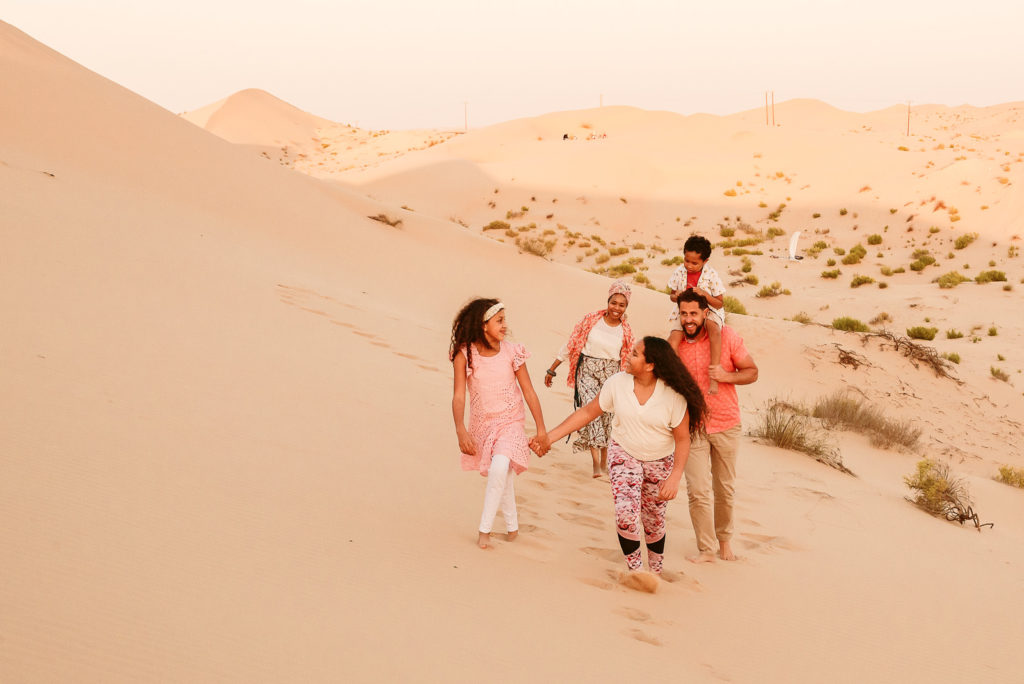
641;336;708;437
449;297;500;372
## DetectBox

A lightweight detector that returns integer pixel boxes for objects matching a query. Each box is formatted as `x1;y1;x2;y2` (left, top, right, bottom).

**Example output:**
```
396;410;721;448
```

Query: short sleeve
667;391;688;429
704;267;726;297
726;329;750;366
510;342;530;371
667;266;685;291
599;373;620;412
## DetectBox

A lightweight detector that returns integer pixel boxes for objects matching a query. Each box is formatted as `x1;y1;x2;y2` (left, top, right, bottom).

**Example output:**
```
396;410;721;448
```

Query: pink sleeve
510;343;530;371
726;329;749;364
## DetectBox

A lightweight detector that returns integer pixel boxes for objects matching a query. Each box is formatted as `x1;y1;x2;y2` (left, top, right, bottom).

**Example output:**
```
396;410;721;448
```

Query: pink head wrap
608;280;631;303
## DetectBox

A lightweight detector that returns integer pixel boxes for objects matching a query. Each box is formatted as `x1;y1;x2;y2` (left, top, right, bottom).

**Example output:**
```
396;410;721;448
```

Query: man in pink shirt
674;290;759;562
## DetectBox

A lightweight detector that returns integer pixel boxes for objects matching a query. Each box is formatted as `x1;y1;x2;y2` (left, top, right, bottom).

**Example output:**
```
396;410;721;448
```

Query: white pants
479;453;518;534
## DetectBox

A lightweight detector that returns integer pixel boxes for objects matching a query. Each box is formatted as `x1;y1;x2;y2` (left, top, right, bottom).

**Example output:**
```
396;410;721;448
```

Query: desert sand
3;19;1024;683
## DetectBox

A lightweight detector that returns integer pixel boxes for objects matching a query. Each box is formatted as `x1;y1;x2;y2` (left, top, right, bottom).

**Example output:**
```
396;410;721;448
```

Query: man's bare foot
506;530;518;542
687;552;717;564
718;541;737;561
477;532;492;549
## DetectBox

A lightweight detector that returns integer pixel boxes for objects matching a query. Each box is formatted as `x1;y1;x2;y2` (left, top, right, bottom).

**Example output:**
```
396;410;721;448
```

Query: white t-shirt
598;372;688;461
556;318;625;362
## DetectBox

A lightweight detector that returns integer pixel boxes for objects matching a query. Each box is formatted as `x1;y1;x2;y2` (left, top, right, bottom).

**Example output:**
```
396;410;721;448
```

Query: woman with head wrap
543;281;635;477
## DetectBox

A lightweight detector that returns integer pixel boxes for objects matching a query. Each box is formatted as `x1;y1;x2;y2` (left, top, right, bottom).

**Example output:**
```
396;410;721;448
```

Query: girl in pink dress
450;298;548;549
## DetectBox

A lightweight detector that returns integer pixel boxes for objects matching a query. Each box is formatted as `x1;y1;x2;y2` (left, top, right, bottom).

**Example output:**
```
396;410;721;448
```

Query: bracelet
545;369;556;377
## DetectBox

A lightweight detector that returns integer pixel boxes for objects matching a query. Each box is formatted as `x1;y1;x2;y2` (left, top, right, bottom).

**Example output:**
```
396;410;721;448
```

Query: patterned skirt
572;354;620;452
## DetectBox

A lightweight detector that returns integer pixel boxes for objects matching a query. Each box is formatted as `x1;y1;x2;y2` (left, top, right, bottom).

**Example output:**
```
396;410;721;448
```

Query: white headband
483;302;505;321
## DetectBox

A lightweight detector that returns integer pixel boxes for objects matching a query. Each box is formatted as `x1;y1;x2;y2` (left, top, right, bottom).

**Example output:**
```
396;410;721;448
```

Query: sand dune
3;19;1024;684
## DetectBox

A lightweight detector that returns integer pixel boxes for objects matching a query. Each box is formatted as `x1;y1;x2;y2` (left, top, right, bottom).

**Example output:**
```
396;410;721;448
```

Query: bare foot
506;530;518;542
592;470;602;479
718;541;737;561
477;532;492;549
619;570;660;593
687;552;717;564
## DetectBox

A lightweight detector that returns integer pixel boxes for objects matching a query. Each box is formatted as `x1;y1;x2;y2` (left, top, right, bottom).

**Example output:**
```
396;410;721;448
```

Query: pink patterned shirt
461;340;532;477
675;326;748;434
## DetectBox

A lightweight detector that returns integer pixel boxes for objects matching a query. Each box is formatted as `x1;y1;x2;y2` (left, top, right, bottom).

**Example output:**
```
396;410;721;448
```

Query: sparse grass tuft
821;269;841;279
906;326;938;341
975;270;1007;284
869;312;892;325
996;466;1024;488
850;274;875;288
790;311;813;324
942;352;960;364
990;366;1009;381
515;236;554;257
722;296;747;315
935;271;971;288
608;246;630;256
946;329;963;339
988;326;998;336
954;232;978;250
752;402;850;474
812;392;921;449
756;281;789;298
867;234;882;245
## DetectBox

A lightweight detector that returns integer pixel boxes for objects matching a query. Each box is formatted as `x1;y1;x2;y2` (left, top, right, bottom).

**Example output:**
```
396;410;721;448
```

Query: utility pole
463;101;468;133
765;91;769;126
906;100;911;136
771;90;775;127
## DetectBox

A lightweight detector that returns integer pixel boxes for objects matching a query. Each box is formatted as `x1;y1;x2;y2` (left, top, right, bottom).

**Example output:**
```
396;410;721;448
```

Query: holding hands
529;432;552;456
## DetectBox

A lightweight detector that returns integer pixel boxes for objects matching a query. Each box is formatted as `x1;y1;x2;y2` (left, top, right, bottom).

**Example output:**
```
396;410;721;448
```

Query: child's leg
608;442;644;571
639;456;673;574
499;467;518;537
478;454;512;547
706;317;722;394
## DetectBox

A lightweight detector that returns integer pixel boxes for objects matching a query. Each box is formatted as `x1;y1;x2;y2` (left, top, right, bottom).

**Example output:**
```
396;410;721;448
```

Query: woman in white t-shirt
543;281;635;478
532;337;707;577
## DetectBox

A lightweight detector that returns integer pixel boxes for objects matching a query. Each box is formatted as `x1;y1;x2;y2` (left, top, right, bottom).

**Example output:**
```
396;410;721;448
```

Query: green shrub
842;244;868;265
878;281;888;289
946;329;963;339
988;326;998;336
867;234;882;245
661;255;684;266
991;366;1009;382
826;258;837;267
832;317;869;332
942;352;961;364
756;281;789;298
483;220;510;231
834;247;846;255
880;266;893;276
954;232;978;250
975;270;1007;284
936;271;971;289
608;262;636;276
904;459;972;518
929;226;941;234
744;274;759;286
821;269;841;279
722;296;747;315
906;326;938;340
595;253;610;264
608;246;629;256
996;466;1024;488
850;274;875;288
766;226;785;238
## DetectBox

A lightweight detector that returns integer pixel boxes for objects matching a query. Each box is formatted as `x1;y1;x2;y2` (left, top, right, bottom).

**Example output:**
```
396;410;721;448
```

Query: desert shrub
720;226;735;237
834;247;846;255
723;189;737;196
744;274;759;286
812;392;921;449
821;269;841;279
975;270;1006;284
515;236;553;257
946;329;963;339
935;271;971;289
741;257;753;273
842;244;867;265
595;253;610;264
850;274;875;288
752;402;849;474
904;459;972;517
661;255;684;266
608;246;629;256
722;296;747;315
867;234;882;245
609;262;637;276
954;232;978;250
832;317;869;332
766;226;785;238
812;212;821;218
790;311;813;324
906;326;938;340
1004;284;1013;291
731;248;763;256
991;366;1009;381
988;326;998;336
880;266;893;276
869;312;892;325
368;213;402;228
506;208;527;219
756;281;789;297
839;208;848;216
633;273;650;285
942;352;961;364
996;466;1024;488
483;220;510;231
826;258;837;267
929;226;941;234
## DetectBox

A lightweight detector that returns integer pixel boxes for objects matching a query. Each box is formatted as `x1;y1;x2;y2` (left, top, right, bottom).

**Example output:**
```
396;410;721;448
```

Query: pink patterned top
461;340;532;477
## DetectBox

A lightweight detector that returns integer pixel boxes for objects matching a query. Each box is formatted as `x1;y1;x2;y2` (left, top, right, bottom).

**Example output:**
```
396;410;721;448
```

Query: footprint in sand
579;576;615;591
557;512;605;529
615;606;652;622
740;532;798;551
581;546;622;563
563;499;593;511
626;629;662;646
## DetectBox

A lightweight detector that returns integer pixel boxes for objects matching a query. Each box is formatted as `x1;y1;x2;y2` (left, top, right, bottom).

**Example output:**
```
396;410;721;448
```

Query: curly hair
677;288;709;310
449;297;500;372
683;235;712;261
641;336;708;437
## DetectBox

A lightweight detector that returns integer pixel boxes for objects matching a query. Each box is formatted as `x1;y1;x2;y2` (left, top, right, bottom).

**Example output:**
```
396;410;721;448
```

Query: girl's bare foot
718;541;737;561
477;532;492;549
687;552;716;564
506;530;518;542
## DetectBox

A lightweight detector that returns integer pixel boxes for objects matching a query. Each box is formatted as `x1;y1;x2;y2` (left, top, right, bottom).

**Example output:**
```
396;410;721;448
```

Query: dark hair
683;235;712;261
449;298;500;371
641;336;707;437
677;289;709;310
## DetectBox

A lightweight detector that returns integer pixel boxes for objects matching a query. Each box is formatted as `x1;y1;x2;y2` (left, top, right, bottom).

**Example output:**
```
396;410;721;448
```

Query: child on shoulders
666;235;726;393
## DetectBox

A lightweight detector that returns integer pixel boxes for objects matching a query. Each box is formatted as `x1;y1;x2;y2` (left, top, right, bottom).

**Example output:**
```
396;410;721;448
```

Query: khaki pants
683;425;741;554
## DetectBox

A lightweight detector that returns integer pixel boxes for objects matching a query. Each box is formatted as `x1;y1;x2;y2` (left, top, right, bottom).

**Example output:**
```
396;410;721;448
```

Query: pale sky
6;0;1023;130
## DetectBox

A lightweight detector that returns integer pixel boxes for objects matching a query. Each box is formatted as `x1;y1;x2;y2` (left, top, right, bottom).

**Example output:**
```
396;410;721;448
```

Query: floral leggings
609;440;674;574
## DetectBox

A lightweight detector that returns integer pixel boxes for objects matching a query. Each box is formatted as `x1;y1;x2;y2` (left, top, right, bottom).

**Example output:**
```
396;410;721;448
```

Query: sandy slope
4;20;1024;684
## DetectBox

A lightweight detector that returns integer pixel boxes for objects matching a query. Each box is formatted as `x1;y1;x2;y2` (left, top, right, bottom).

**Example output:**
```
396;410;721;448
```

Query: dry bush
482;220;510;231
862;330;959;381
515;236;553;257
990;366;1009;382
832;317;869;332
723;296;747;315
812;392;921;450
752;402;851;475
869;312;892;325
904;459;971;516
790;311;813;324
368;214;402;228
996;466;1024;488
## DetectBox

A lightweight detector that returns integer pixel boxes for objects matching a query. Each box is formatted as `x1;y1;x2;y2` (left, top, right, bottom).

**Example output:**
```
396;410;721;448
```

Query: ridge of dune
182;87;336;146
4;18;1024;684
